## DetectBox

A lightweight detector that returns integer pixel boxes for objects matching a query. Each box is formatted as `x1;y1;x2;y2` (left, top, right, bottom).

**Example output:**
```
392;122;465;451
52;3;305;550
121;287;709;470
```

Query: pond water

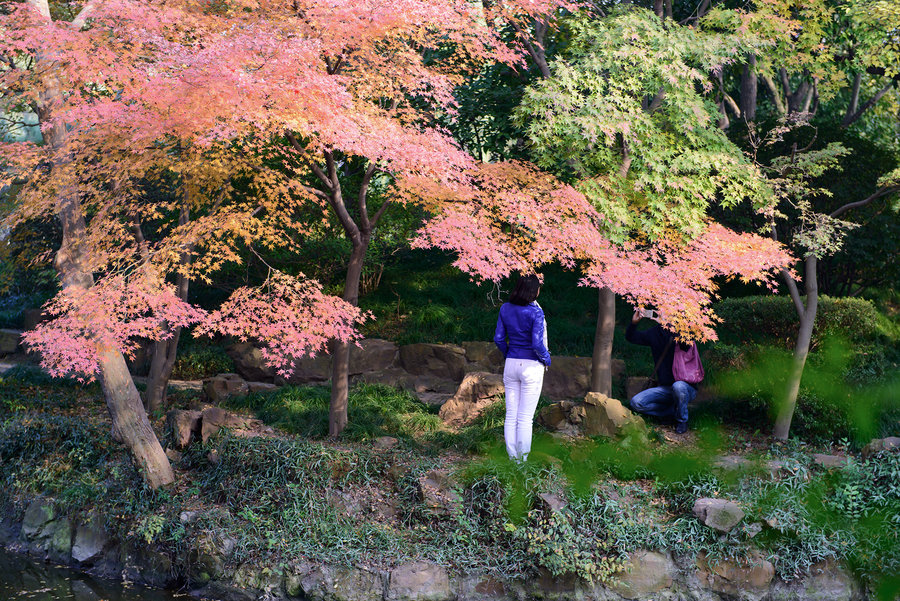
0;547;184;601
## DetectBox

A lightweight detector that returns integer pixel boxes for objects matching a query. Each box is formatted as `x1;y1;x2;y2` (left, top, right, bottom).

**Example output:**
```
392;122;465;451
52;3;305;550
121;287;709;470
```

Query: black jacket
625;323;679;386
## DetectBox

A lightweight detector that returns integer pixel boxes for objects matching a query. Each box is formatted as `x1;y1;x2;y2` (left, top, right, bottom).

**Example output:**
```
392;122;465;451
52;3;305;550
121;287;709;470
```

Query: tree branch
285;131;333;190
510;18;550;79
761;74;787;116
71;0;98;29
841;80;895;128
771;216;805;317
829;186;897;219
324;150;361;243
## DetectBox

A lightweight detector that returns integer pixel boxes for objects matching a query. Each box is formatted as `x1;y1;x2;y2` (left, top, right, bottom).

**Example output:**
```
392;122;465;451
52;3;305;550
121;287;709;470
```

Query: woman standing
493;274;551;461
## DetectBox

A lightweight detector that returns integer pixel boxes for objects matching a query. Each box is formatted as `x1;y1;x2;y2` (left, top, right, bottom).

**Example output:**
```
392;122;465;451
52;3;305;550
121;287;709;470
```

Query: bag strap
652;338;674;382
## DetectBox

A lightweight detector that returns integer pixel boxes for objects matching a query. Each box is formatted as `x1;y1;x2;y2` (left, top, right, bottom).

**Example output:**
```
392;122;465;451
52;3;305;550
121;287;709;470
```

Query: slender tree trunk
329;235;369;436
590;287;616;396
773;256;817;440
145;206;193;413
34;15;173;488
740;56;757;122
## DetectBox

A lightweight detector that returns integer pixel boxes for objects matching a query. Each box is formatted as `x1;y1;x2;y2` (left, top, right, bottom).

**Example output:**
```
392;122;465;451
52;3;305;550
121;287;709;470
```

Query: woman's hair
509;274;541;306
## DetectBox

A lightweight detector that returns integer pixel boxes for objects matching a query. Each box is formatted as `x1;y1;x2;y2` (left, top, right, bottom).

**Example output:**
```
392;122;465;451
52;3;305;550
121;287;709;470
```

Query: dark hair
509;274;541;306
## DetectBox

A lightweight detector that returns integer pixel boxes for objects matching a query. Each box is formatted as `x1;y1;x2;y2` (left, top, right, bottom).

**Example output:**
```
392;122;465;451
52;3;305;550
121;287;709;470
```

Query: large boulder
386;561;453;601
580;392;644;437
542;357;624;400
538;393;644;438
439;372;505;428
462;341;503;373
298;564;385;601
611;550;675;600
21;500;54;539
203;373;249;404
696;551;774;596
227;342;276;382
285;353;333;384
167;409;202;449
693;498;745;533
72;520;109;564
349;339;398;374
0;329;22;356
862;436;900;457
399;343;468;381
201;407;263;443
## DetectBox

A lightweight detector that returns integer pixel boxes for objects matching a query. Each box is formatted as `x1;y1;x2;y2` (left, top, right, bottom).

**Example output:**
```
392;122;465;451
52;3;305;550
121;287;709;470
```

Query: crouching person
625;308;702;434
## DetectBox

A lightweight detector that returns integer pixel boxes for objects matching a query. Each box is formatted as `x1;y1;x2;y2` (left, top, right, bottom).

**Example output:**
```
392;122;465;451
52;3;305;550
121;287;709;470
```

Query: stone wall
228;339;624;403
1;497;863;601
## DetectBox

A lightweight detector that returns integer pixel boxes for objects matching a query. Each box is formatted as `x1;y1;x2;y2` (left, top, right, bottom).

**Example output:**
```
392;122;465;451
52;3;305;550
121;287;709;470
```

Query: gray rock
417;392;453;407
22;500;54;539
811;453;848;469
693;498;745;532
542;357;624;401
536;492;568;514
386;561;453;601
456;574;508;601
300;564;385;601
350;338;398;375
204;373;250;404
862;437;900;457
227;342;276;382
538;394;644;439
72;522;108;563
461;341;503;373
611;550;674;600
190;531;237;584
439;372;505;428
247;381;278;394
696;551;774;596
0;329;22;356
769;560;857;601
374;436;399;451
47;518;73;557
284;353;332;384
201;407;262;443
167;409;202;449
399;343;468;381
418;469;462;516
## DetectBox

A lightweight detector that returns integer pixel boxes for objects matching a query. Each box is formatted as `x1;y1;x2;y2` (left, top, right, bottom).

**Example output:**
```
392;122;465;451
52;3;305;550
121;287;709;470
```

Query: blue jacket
494;302;551;366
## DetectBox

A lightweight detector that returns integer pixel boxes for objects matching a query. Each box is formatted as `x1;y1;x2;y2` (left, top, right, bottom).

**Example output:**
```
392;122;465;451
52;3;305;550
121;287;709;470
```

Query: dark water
0;547;184;601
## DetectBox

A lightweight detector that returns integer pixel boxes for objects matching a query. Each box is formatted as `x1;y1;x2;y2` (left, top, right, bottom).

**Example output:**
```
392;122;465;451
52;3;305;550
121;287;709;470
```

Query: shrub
714;295;892;350
171;345;235;380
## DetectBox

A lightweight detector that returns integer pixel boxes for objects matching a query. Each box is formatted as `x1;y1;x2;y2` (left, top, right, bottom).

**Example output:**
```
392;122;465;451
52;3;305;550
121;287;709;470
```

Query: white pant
503;358;545;461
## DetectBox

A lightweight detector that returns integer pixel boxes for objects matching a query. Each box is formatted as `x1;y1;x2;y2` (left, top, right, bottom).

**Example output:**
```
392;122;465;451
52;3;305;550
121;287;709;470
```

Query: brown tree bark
329;233;369;436
773;256;817;440
145;206;193;413
30;0;174;488
590;287;616;395
739;55;757;122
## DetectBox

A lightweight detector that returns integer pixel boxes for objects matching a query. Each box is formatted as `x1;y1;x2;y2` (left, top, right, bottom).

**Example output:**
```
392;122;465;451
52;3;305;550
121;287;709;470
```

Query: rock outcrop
538;393;645;438
439;372;505;428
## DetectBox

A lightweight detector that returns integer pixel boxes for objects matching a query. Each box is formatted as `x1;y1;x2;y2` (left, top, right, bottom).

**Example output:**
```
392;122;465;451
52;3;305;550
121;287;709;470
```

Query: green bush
171;345;235;380
714;295;893;349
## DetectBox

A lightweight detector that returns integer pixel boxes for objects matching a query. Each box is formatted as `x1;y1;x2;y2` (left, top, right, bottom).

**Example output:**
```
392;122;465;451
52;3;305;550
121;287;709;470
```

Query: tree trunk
740;56;757;122
590;287;616;396
37;28;174;489
98;347;176;488
329;234;370;437
145;207;192;413
773;256;817;440
145;329;183;413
